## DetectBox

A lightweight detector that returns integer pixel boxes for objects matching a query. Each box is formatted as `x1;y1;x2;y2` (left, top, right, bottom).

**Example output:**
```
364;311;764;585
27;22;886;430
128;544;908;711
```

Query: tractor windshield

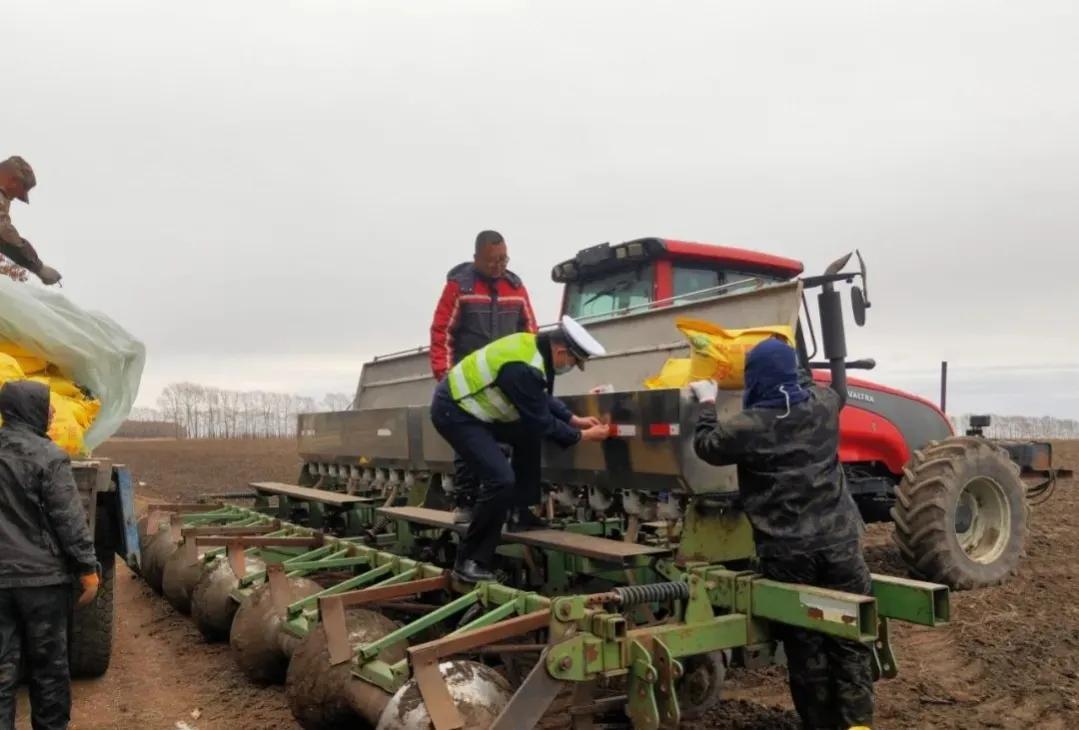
563;265;654;320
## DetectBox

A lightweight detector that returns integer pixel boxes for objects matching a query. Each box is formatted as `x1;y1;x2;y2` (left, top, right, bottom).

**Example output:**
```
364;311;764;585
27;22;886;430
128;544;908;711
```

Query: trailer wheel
677;650;727;720
69;555;115;678
892;437;1028;590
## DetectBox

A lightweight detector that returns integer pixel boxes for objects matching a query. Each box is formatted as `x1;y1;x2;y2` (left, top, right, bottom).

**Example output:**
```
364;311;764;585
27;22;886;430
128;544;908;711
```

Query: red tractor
553;237;1067;590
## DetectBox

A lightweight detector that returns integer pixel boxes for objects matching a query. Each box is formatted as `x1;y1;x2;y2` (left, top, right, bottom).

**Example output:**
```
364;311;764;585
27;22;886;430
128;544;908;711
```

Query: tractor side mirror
851;286;867;326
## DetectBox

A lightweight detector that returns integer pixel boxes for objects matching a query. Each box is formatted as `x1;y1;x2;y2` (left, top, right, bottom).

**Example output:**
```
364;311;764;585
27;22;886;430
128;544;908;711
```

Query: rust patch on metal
806;607;824;621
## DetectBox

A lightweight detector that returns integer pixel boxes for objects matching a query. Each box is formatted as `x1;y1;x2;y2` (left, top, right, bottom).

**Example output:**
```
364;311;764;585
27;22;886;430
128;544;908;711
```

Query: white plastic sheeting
0;277;145;449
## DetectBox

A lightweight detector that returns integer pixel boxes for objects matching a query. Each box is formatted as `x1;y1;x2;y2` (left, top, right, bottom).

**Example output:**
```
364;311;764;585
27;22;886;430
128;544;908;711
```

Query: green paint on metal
448;600;519;637
355;659;402;694
633;614;749;659
676;501;755;565
652;639;682;728
871;573;949;626
284;556;372;572
370;567;417;588
749;579;876;642
357;589;481;661
286;563;394;617
703;568;878;642
872;617;898;680
626;640;660;730
683;575;715;625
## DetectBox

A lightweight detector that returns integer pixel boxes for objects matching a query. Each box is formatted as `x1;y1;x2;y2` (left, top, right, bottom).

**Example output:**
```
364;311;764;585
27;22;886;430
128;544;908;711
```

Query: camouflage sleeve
812;384;842;420
693;404;762;466
0;200;16;245
0;236;45;273
41;453;98;575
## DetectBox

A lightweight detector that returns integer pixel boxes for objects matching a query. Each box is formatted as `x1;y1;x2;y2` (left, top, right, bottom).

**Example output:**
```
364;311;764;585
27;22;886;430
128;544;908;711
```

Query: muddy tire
162;543;207;615
892;437;1028;590
191;555;265;641
141;524;179;594
677;650;728;721
231;576;323;684
286;610;405;729
69;556;115;679
376;660;512;730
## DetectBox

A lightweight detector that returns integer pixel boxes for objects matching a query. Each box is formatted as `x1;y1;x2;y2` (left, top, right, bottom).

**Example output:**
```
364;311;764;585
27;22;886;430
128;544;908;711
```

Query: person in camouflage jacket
692;338;873;730
0;156;63;286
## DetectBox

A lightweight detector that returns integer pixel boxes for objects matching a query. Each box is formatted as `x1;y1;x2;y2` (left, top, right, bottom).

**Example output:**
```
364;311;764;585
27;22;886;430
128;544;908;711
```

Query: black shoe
506;509;548;532
452;505;474;525
452;559;496;583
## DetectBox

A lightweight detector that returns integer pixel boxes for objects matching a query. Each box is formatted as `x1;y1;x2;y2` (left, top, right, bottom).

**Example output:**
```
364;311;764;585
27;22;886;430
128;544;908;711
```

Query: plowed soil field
20;438;1073;729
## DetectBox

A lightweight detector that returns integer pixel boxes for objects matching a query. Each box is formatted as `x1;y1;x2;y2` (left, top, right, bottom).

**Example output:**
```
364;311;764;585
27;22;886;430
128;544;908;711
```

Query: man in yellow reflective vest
430;315;611;583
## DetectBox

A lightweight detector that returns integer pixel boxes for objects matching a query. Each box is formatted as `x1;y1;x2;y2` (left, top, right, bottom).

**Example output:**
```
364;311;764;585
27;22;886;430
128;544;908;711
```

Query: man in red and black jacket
430;230;538;523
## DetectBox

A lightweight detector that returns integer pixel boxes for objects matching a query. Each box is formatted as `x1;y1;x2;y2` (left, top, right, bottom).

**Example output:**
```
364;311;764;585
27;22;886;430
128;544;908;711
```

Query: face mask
555;360;575;375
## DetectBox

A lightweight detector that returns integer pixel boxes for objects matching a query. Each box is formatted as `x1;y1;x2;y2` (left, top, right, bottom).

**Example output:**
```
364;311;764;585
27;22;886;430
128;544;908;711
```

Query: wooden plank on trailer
249;481;365;506
378;506;460;531
378;506;670;563
510;529;670;561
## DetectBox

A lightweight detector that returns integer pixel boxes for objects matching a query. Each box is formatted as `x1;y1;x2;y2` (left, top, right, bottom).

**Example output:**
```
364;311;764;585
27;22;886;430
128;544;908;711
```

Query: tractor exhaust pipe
940;361;948;413
818;253;851;406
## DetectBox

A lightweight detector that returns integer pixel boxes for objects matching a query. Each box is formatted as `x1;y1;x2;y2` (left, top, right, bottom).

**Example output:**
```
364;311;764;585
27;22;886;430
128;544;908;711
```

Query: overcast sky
7;1;1078;418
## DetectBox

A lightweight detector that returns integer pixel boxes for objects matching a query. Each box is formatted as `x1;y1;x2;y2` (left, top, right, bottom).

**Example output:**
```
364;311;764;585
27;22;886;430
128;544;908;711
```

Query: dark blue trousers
431;386;541;569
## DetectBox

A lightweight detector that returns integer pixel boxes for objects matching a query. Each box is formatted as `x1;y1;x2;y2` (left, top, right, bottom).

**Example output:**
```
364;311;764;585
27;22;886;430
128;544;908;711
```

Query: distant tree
951;413;1079;439
322;392;352;412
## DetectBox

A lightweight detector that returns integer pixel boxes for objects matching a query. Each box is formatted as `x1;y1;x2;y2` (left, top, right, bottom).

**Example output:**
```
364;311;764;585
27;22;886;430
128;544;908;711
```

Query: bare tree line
949;414;1079;440
128;383;1079;442
125;384;353;439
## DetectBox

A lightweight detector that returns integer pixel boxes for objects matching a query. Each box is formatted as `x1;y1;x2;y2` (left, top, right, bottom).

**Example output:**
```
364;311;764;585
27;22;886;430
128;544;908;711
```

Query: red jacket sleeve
430;280;462;380
518;284;539;334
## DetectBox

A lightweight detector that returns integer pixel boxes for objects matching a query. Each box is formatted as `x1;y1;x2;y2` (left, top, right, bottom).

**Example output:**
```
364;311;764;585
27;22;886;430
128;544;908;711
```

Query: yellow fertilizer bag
0;353;25;382
644;358;693;390
0;340;46;376
675;317;794;389
48;392;91;455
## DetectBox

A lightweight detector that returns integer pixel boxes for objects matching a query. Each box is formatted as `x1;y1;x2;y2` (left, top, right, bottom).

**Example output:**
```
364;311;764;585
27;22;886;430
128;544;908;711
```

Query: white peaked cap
560;315;607;359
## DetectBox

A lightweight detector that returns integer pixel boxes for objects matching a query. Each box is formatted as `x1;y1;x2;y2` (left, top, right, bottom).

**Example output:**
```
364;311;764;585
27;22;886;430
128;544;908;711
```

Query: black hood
0;380;50;437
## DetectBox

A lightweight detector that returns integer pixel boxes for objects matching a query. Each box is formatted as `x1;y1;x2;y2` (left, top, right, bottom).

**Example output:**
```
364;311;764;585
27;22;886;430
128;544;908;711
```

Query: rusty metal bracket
205;534;322;579
652;639;682;729
321;574;450;665
227;540;248;578
873;617;897;680
412;654;462;730
626;639;660;730
266;562;290;615
179;536;199;564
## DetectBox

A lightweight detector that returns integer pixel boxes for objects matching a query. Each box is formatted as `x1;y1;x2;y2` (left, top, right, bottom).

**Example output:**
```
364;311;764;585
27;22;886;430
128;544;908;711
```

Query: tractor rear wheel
892;437;1028;590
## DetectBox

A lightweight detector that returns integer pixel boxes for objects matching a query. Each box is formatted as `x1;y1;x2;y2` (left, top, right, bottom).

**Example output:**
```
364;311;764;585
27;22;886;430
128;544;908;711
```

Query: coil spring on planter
612;582;689;606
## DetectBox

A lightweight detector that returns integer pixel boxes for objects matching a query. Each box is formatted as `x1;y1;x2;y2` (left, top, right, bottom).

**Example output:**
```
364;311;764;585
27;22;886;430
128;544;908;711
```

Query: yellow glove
77;572;100;607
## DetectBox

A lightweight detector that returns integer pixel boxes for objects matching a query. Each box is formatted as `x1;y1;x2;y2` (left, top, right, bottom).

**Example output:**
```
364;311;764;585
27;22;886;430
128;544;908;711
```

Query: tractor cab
553;237;804;321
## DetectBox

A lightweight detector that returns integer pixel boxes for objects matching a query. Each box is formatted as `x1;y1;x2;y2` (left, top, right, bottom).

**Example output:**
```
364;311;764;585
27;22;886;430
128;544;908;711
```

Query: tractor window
672;264;782;303
672;266;720;300
563;265;654;320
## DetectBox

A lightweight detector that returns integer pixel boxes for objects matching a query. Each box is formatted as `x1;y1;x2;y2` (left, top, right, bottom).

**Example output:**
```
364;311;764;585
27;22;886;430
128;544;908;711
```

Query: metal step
378;506;670;563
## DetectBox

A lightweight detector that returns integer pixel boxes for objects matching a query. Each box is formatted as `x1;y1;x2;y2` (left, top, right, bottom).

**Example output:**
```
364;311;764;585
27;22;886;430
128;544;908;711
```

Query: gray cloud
6;1;1077;415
